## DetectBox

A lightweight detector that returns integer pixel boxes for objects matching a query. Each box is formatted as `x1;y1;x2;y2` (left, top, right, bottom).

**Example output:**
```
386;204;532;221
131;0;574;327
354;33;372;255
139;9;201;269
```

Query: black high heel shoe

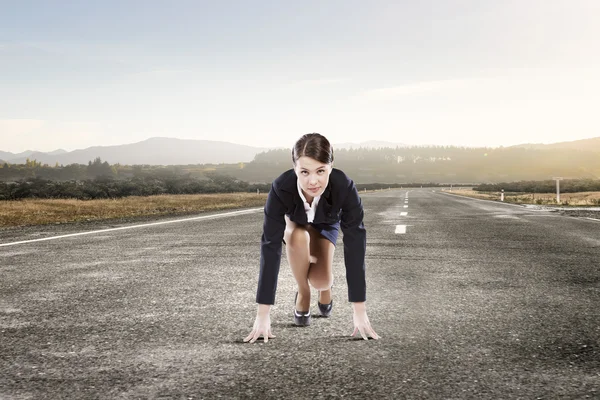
293;292;311;326
317;291;333;317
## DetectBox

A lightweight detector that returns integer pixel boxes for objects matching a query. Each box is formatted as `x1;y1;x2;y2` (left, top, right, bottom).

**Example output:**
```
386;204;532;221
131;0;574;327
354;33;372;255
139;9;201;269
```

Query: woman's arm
245;183;286;343
340;178;380;340
340;179;367;303
256;183;287;305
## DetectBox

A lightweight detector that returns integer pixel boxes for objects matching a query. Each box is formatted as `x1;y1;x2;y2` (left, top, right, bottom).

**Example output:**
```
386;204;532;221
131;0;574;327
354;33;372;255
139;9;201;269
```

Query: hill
0;150;37;161
511;137;600;152
2;138;411;166
334;140;407;149
6;137;268;166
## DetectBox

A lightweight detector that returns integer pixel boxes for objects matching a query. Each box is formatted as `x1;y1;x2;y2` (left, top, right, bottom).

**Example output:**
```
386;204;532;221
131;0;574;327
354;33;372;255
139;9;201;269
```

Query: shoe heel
293;291;311;326
317;290;333;317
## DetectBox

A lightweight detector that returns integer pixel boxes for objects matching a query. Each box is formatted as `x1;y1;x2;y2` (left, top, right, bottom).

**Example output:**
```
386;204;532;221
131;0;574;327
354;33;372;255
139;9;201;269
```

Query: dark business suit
256;168;367;305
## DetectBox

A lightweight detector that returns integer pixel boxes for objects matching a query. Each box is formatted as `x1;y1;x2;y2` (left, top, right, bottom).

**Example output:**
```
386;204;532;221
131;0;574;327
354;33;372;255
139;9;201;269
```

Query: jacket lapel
313;181;333;223
287;174;308;224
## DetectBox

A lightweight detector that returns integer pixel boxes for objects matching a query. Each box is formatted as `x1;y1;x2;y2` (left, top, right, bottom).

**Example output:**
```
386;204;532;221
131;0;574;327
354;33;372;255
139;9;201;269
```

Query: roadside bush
0;174;264;200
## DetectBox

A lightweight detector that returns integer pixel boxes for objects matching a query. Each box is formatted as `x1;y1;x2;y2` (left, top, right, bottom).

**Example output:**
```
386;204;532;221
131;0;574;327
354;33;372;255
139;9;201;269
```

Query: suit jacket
256;168;367;305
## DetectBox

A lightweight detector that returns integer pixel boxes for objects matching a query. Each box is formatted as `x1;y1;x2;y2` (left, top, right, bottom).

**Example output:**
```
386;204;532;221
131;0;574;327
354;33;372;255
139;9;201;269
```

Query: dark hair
292;133;334;165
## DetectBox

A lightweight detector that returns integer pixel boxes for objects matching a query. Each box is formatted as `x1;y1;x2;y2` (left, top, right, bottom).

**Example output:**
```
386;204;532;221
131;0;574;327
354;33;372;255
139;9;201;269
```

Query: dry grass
0;193;268;228
444;189;600;206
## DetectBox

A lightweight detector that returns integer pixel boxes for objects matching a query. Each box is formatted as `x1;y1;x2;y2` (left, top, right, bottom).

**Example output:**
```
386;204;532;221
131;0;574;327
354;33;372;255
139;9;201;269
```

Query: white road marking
0;208;263;247
439;191;525;208
400;212;408;216
584;217;600;223
395;225;407;234
403;205;408;208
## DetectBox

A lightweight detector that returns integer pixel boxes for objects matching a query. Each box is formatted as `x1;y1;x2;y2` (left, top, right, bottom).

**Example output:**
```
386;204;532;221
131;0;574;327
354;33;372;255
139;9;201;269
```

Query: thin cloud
287;78;347;87
357;78;485;100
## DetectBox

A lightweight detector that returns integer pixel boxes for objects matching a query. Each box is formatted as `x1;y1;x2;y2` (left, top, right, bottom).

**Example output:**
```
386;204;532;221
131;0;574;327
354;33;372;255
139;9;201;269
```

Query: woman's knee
285;226;310;251
308;270;333;290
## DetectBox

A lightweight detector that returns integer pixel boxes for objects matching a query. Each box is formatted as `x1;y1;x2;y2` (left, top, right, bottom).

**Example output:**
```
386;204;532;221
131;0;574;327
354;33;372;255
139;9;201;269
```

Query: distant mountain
5;136;599;167
6;137;268;166
47;149;68;155
0;150;36;160
510;137;600;152
334;140;407;150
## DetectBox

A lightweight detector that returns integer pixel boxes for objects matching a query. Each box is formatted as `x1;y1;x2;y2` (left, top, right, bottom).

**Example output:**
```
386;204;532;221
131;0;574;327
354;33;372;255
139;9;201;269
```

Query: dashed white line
400;212;408;216
395;225;407;234
403;205;408;208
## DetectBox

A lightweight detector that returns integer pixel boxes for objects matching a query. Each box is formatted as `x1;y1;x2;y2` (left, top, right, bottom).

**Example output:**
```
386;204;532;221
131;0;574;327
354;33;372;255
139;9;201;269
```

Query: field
2;189;598;229
444;189;600;206
0;193;268;228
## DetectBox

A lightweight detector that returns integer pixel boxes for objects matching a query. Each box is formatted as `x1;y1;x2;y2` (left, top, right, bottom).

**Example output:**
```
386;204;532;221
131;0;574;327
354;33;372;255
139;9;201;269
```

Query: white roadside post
501;189;504;202
257;189;260;195
553;177;563;203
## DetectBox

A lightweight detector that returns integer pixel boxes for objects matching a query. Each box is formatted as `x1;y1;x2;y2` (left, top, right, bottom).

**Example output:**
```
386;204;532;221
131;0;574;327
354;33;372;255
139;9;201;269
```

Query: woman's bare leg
306;225;335;304
284;216;312;312
284;216;336;312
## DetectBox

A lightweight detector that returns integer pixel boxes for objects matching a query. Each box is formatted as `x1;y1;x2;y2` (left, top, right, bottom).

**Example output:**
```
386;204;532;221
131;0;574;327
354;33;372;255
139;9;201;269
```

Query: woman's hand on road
351;302;380;340
244;304;275;343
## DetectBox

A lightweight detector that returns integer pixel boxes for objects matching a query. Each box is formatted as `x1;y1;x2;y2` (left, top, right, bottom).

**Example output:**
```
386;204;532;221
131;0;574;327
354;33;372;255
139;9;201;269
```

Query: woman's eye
301;171;308;175
317;170;324;174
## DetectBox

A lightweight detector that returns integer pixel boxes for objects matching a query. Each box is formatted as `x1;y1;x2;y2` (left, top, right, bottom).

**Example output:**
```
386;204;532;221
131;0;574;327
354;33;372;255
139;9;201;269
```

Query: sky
1;0;599;153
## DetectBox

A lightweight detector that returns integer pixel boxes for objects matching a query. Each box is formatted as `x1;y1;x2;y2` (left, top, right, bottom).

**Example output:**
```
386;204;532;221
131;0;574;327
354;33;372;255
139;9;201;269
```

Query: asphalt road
1;190;599;399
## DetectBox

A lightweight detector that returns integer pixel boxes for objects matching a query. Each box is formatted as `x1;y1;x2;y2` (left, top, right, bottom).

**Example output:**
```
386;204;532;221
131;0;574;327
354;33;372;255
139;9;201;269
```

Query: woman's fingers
351;322;381;340
359;327;368;341
244;327;276;343
371;328;381;339
243;329;256;343
251;330;262;343
352;325;368;340
367;326;380;340
247;329;261;343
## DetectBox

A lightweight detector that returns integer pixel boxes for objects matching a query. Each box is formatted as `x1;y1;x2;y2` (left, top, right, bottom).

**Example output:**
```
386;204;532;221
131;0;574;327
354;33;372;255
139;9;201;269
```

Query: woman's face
294;156;333;200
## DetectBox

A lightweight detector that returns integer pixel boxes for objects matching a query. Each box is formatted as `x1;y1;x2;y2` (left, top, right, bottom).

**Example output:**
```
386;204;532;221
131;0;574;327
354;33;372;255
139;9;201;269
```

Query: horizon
4;134;600;156
2;1;599;153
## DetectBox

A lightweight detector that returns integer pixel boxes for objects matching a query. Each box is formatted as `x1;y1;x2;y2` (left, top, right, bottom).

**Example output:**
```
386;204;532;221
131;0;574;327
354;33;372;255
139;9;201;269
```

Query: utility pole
553;177;563;203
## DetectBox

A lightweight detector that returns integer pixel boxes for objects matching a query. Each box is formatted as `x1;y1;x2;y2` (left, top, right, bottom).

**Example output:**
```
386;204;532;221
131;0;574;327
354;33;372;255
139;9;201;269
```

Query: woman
244;133;379;343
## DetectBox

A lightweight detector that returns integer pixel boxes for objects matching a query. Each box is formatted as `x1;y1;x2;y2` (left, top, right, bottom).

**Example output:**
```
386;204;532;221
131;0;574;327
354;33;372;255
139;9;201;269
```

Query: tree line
473;179;600;193
246;146;600;184
0;173;272;201
0;174;452;201
3;146;600;185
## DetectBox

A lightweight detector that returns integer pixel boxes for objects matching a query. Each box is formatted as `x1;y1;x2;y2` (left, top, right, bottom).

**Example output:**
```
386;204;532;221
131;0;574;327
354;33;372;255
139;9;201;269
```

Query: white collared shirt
297;180;320;223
